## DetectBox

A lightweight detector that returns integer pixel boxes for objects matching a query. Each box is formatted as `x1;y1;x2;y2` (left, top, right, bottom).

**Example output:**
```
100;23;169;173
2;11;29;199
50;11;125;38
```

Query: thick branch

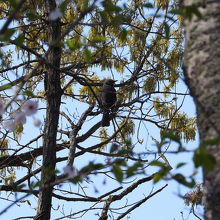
35;0;62;219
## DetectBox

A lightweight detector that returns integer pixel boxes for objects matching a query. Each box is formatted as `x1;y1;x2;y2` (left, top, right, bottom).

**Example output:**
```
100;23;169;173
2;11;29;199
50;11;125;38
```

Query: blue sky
0;2;204;219
0;77;203;220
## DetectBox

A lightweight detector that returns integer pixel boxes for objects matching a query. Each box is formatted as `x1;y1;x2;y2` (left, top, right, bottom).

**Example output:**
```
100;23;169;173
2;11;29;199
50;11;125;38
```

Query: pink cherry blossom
2;119;16;132
56;0;65;5
33;118;41;127
21;100;38;116
49;7;63;20
63;165;77;178
12;111;26;124
184;193;193;201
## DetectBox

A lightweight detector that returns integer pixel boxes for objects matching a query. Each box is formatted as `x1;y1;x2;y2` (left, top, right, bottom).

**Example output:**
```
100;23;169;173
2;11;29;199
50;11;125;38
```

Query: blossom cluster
0;99;41;132
184;185;204;206
63;165;78;178
49;0;65;21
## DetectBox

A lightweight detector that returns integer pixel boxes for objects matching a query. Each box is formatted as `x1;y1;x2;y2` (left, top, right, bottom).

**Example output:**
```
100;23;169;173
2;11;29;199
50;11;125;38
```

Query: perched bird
100;79;117;127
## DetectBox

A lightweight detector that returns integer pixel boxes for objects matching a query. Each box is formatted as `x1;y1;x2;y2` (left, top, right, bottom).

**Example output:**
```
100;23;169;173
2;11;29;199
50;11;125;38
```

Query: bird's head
104;79;117;85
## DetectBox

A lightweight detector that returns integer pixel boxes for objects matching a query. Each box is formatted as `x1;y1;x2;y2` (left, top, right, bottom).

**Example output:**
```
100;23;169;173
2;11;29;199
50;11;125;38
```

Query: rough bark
35;0;62;219
184;1;220;219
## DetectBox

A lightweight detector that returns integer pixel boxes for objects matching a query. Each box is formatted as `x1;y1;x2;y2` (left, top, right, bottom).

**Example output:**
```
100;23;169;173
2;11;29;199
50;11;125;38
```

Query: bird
100;79;117;127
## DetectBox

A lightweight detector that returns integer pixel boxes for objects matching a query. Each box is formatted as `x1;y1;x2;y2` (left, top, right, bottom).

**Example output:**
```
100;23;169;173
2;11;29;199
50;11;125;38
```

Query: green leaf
0;29;15;41
26;12;40;21
170;5;202;21
151;160;166;167
112;164;123;182
83;48;92;62
32;181;41;188
119;28;127;41
59;0;69;12
143;3;154;8
80;162;104;173
202;137;220;146
23;90;34;97
164;22;170;39
13;34;24;47
71;175;83;184
166;15;176;22
99;11;108;23
102;0;122;13
66;39;83;50
117;148;133;156
16;184;26;190
185;5;202;19
90;36;106;43
114;158;127;166
6;0;17;8
161;130;182;147
170;8;183;16
193;147;216;171
126;162;142;178
173;173;195;187
124;138;132;147
153;168;169;183
111;14;124;25
176;162;186;169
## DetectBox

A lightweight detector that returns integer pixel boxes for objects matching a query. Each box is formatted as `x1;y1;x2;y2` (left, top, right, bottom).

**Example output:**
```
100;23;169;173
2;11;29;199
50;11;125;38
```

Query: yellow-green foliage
143;76;157;92
2;50;13;66
0;139;8;157
154;0;169;9
14;123;24;141
117;82;137;103
167;49;182;70
62;7;77;23
119;120;135;138
171;114;196;141
99;128;108;144
153;97;176;118
154;97;196;142
153;36;169;56
113;59;125;73
128;22;148;62
94;45;114;70
117;28;128;47
4;170;16;185
88;25;103;42
65;86;73;95
163;70;178;95
0;1;9;17
79;76;101;103
24;24;45;49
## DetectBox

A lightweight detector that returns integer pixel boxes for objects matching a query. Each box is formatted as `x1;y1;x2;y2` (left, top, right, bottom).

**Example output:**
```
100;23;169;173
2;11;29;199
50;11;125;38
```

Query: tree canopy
0;0;199;219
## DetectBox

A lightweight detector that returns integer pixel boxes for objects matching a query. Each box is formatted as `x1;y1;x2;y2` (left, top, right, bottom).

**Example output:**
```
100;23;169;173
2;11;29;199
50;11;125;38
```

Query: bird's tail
101;110;110;127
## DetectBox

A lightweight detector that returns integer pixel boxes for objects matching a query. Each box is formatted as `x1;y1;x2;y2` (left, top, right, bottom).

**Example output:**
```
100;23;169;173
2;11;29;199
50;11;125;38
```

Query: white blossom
56;0;65;5
2;119;16;132
33;118;41;127
12;111;26;124
0;99;5;115
49;7;63;20
21;100;38;116
63;165;77;178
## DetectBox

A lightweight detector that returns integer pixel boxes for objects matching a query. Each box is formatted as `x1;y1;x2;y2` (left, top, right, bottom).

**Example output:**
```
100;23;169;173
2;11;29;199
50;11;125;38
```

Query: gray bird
100;79;117;127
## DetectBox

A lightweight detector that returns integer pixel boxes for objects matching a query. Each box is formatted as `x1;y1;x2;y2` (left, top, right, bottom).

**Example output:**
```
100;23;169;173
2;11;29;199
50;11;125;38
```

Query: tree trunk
184;1;220;219
35;0;62;219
